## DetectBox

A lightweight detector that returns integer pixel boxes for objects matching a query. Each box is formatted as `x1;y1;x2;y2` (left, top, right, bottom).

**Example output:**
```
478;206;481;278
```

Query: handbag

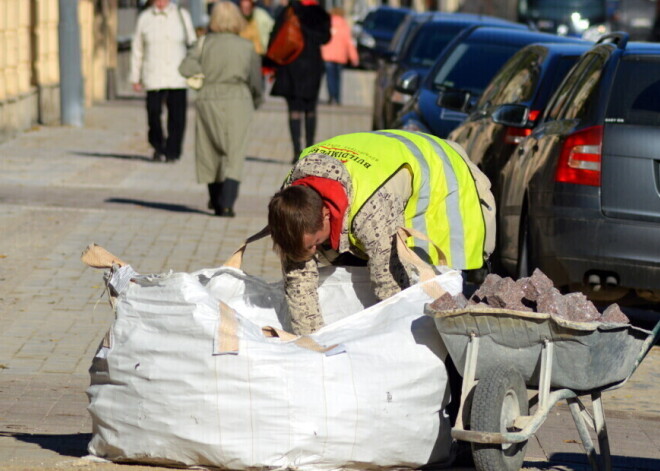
186;35;206;90
177;6;195;49
266;5;304;66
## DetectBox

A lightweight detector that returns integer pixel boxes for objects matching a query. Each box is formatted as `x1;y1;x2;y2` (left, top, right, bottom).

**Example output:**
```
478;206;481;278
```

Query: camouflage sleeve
352;189;409;301
282;257;325;335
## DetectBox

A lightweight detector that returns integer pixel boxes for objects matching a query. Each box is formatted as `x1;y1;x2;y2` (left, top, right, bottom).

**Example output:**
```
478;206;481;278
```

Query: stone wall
0;0;117;143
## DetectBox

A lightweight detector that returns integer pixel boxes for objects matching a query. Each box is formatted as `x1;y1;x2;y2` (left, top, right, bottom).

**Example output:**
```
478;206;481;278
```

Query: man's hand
132;82;143;92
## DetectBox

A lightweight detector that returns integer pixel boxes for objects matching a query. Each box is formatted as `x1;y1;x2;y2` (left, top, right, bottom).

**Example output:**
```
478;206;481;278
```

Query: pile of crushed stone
430;269;629;324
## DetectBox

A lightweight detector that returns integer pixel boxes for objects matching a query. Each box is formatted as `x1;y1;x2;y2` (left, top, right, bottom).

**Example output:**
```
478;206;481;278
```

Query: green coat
179;32;263;183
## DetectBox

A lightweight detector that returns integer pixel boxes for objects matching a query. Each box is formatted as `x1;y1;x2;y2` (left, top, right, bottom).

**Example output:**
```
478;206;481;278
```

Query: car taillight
527;109;541;122
554;125;602;186
503;110;540;144
504;127;532;144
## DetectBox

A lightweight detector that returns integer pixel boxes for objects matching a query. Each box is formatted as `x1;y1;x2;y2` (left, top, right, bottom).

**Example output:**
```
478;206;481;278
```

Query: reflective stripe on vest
298;131;485;268
374;130;466;268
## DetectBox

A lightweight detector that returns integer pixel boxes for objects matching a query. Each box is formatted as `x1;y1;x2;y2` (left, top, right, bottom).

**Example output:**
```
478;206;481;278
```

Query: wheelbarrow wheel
471;365;529;471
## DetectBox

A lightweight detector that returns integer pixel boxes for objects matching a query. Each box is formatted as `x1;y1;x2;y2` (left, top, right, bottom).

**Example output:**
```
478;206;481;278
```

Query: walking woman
179;1;263;217
268;0;330;163
322;7;359;105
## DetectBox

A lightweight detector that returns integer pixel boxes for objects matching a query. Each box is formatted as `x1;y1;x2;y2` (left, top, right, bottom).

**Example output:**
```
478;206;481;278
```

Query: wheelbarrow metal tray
425;305;651;392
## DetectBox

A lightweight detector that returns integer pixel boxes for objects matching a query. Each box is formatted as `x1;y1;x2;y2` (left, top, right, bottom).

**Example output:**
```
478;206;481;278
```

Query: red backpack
266;6;304;65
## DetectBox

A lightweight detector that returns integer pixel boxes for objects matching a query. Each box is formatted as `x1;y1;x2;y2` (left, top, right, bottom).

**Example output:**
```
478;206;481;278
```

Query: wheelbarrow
423;304;660;471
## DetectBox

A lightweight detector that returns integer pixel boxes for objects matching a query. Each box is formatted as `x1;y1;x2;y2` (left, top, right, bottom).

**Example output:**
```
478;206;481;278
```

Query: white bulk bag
87;264;462;470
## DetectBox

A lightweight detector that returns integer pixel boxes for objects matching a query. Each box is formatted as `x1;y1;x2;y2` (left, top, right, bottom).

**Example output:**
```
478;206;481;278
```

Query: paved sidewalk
0;69;658;470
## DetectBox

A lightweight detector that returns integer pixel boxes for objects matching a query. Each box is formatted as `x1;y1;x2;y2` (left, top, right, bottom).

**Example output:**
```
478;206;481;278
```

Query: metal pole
58;0;84;126
188;0;206;29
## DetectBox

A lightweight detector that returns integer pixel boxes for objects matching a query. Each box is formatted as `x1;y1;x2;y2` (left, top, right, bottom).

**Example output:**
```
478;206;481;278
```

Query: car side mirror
395;71;420;95
465;95;479;113
437;89;471;111
491;104;529;127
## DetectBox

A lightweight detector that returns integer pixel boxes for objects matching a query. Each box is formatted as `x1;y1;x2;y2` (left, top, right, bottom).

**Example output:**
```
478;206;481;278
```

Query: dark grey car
498;32;660;304
448;41;592;198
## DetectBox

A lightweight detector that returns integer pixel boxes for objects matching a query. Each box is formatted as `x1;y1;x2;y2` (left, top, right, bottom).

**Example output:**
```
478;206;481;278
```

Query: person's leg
304;111;316;149
303;98;317;148
218;178;240;217
286;98;303;164
165;88;187;161
335;63;344;105
146;90;165;159
207;182;223;213
326;62;340;104
324;62;335;104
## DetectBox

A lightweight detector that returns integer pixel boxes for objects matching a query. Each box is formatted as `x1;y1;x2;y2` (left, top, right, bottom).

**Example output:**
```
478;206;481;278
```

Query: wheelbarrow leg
568;398;600;471
455;333;479;431
592;392;612;471
538;339;554;410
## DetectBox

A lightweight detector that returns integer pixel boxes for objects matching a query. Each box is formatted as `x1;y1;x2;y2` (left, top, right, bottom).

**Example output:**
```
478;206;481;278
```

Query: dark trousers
324;61;343;103
146;88;187;159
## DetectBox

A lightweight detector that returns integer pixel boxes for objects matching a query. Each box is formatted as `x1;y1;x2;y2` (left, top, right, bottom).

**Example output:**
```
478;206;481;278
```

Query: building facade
0;0;117;142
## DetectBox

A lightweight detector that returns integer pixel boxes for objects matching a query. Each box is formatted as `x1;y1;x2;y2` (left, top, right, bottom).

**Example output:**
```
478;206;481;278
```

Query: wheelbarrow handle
631;320;660;377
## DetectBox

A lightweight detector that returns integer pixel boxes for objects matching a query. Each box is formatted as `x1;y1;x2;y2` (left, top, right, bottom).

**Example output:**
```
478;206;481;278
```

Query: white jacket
130;3;196;90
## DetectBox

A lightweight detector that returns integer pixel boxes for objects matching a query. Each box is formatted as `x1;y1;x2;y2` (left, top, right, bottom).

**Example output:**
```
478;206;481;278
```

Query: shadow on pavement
525;453;660;470
106;197;209;215
246;155;290;165
2;431;91;457
71;151;155;162
74;152;293;167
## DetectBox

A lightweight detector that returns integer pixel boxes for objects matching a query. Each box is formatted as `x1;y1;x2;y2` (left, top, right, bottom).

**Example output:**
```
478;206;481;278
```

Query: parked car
394;27;585;138
497;32;660;304
353;6;412;70
372;12;527;130
448;41;592;197
517;0;611;40
610;0;656;40
371;9;421;128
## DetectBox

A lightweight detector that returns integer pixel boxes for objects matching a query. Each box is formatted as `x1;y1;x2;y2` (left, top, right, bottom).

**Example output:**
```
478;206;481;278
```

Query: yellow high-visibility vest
299;130;487;269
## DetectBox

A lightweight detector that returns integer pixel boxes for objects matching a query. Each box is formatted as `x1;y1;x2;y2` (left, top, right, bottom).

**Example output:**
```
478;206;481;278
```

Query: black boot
305;112;316;148
217;179;239;217
208;182;223;213
288;117;302;164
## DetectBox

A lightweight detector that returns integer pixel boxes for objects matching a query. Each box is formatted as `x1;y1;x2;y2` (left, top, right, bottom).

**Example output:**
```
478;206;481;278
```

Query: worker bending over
268;130;495;335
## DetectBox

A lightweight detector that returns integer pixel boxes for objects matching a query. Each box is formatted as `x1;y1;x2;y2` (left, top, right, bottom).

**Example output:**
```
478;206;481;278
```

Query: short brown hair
209;1;247;34
268;185;325;262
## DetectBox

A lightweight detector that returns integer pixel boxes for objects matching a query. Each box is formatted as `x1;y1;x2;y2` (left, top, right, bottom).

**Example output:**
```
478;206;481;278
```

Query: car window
541;56;581;100
403;23;464;68
478;49;543;107
364;10;407;33
544;53;604;121
388;15;414;54
561;52;605;121
431;41;523;95
606;57;660;126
